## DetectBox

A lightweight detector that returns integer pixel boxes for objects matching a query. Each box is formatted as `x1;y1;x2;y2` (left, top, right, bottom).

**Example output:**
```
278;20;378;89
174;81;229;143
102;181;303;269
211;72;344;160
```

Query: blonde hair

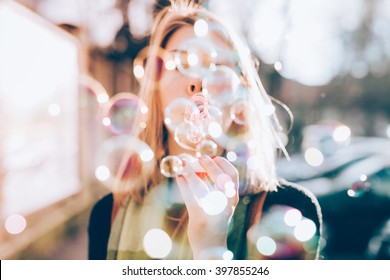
114;0;286;202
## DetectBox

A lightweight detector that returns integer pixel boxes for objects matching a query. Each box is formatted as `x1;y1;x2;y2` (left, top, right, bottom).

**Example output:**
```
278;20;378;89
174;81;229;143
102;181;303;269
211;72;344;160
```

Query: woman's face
158;25;233;124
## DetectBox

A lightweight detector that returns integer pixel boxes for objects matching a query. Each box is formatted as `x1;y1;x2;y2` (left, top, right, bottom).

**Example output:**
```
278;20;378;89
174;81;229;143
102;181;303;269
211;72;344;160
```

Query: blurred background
0;0;390;260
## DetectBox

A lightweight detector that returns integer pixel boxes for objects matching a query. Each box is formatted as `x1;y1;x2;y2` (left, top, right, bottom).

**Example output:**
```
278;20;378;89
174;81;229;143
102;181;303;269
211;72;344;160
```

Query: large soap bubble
104;92;148;135
79;75;110;106
202;65;240;106
94;135;154;191
174;38;218;78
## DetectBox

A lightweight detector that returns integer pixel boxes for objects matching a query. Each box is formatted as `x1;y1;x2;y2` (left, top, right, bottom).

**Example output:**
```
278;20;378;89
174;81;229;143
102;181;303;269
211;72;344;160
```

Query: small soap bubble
187;123;204;144
196;139;218;157
174;123;198;151
160;155;184;177
79;75;109;106
185;94;209;125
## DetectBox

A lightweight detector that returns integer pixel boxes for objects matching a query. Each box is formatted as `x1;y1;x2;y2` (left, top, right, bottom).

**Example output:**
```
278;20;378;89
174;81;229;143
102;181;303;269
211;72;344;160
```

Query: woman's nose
187;80;202;95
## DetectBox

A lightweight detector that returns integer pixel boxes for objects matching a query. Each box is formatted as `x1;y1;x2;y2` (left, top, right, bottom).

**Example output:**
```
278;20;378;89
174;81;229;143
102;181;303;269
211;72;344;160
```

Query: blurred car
276;136;390;259
277;136;390;184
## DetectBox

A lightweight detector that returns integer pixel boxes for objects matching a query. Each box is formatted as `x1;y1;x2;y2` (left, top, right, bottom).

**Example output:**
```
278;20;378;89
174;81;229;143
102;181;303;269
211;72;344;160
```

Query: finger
198;155;225;185
213;157;239;202
178;153;205;173
213;156;239;183
180;164;209;198
199;156;238;204
175;175;198;209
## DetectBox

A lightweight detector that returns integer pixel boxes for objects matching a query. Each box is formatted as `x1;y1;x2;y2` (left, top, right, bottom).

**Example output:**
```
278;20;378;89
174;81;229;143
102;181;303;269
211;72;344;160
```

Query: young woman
88;0;322;260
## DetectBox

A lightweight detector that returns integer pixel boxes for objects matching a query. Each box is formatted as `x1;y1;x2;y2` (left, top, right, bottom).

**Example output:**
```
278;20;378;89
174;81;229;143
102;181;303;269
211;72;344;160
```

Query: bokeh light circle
198;191;228;216
143;229;172;259
5;214;27;235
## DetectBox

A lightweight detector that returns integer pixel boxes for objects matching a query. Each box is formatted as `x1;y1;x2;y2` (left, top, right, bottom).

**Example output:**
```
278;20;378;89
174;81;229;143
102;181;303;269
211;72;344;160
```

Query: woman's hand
175;155;239;259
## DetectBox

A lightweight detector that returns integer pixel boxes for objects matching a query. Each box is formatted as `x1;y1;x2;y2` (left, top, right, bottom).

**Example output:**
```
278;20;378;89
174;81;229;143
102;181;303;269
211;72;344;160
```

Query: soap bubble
210;120;249;150
202;66;240;106
185;94;209;125
177;153;205;174
174;38;217;78
160;155;184;177
79;75;109;106
196;139;218;157
206;105;223;124
205;92;250;150
79;75;109;129
133;46;168;81
95;135;154;190
174;122;202;150
230;99;251;125
164;98;189;132
105;92;148;135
